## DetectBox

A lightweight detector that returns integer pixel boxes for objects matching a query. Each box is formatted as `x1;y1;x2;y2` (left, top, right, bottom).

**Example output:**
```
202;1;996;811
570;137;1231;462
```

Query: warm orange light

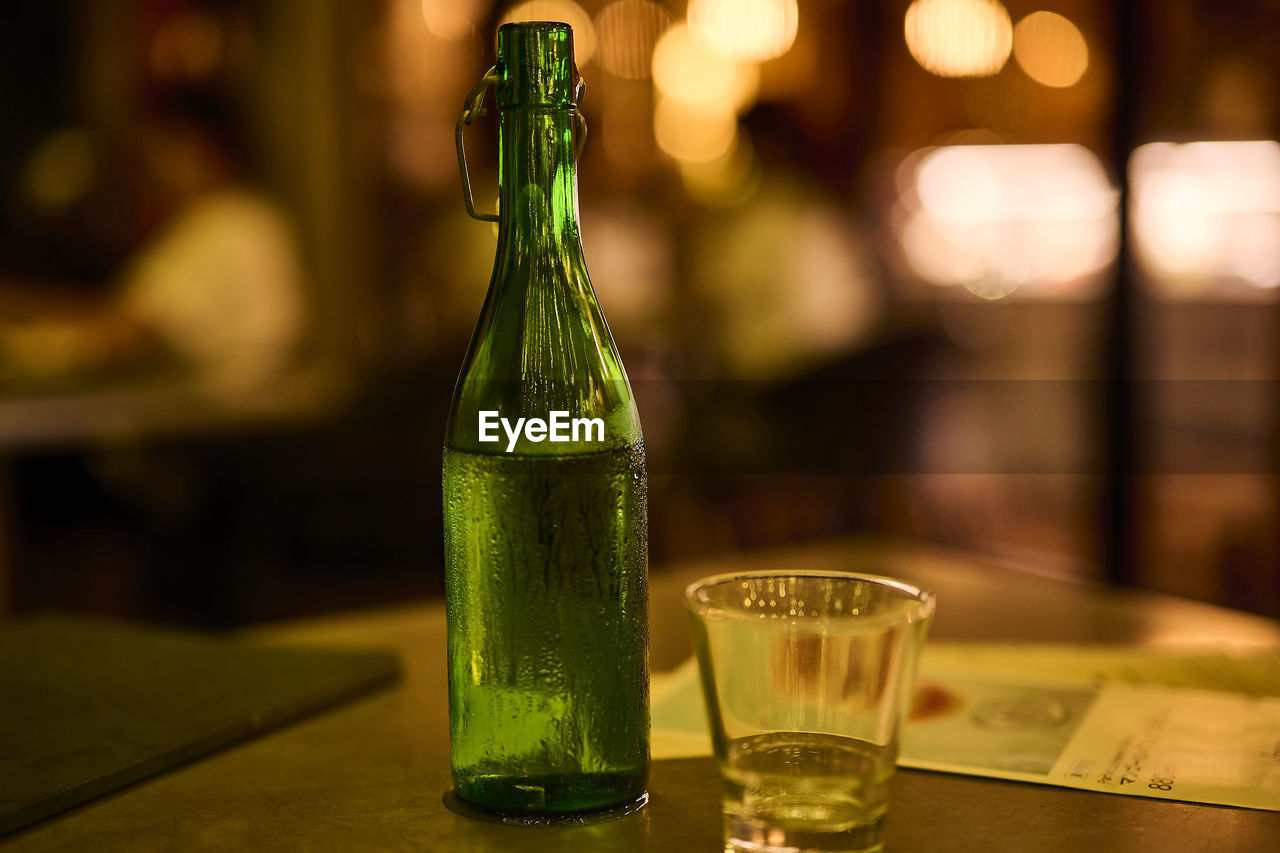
653;96;737;163
579;205;672;329
652;23;759;111
896;144;1117;299
686;0;799;62
150;10;223;80
1131;141;1280;295
421;0;485;41
1013;11;1088;88
594;0;671;79
680;132;760;205
904;0;1012;79
502;1;597;65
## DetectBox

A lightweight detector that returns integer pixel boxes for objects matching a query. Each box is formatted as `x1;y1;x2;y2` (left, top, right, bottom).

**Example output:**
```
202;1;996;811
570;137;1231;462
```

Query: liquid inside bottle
444;445;648;812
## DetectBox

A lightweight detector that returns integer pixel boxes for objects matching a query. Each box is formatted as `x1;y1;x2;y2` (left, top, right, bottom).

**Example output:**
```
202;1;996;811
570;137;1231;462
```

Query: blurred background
1;0;1278;626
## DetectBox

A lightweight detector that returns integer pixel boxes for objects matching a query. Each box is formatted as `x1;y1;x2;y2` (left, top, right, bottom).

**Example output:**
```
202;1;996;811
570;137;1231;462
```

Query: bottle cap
495;22;582;109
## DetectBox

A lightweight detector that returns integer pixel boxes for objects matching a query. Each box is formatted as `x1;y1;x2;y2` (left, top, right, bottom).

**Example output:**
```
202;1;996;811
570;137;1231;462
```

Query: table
4;539;1279;852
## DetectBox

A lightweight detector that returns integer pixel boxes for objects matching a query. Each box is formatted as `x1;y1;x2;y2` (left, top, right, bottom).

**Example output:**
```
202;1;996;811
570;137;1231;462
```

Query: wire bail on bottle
573;85;588;162
455;67;588;223
456;66;500;223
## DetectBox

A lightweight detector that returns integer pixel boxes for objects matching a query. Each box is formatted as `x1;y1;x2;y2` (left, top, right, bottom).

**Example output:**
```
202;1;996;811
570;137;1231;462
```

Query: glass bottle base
443;788;649;826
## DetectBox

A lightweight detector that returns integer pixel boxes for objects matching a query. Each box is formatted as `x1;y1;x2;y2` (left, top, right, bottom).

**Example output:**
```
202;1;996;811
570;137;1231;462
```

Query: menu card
652;645;1280;811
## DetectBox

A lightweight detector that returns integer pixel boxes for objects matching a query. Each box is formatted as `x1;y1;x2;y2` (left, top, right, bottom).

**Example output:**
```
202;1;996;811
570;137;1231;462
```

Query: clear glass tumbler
684;571;935;853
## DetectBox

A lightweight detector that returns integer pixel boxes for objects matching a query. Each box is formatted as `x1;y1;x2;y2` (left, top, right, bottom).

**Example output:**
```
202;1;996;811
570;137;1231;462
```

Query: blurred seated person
0;100;305;396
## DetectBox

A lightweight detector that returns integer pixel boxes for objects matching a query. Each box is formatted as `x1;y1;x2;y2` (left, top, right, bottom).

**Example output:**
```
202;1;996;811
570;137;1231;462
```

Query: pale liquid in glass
720;732;893;853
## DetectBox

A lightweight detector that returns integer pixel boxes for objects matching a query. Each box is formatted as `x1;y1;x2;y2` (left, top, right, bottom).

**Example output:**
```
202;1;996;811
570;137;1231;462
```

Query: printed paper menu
650;647;1280;811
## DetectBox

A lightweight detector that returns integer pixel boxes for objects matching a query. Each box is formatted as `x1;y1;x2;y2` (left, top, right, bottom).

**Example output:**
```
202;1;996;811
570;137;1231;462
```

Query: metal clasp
456;66;499;222
571;80;588;163
455;69;589;223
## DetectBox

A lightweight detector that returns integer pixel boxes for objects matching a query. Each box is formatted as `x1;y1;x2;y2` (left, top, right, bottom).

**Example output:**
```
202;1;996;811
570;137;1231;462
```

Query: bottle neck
449;99;642;453
497;106;583;260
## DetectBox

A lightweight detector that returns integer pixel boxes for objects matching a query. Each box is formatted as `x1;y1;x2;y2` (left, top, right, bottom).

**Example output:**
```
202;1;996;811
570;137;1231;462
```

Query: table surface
4;538;1280;852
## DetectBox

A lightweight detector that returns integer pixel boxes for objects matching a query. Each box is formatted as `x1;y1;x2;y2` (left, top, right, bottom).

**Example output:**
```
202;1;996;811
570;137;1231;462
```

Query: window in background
1130;140;1280;612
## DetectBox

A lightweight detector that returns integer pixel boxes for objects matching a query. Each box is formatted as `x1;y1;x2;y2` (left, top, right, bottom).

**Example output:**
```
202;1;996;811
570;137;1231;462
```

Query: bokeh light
694;185;880;377
652;23;759;111
501;1;597;65
421;0;485;41
653;96;737;163
150;10;224;81
679;131;761;206
20;128;97;213
904;0;1013;79
1131;141;1280;296
895;144;1117;299
580;203;673;331
383;0;479;188
594;0;670;79
1012;11;1088;88
686;0;799;63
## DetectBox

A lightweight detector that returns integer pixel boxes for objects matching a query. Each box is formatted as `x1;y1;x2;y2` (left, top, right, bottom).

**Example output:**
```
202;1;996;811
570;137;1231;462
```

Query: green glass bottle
443;22;649;816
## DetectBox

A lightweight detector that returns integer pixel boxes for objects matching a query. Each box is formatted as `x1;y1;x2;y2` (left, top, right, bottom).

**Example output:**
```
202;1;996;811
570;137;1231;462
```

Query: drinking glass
685;571;935;853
